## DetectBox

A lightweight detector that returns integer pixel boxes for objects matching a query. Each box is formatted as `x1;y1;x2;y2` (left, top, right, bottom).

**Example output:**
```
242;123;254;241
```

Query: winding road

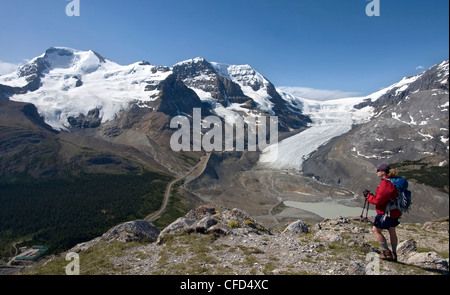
145;153;211;222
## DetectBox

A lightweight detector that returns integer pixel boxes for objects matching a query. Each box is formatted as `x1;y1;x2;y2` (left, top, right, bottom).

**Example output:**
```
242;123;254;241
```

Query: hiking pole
359;196;368;243
360;198;367;220
360;190;373;242
364;198;374;226
365;199;369;220
361;189;370;221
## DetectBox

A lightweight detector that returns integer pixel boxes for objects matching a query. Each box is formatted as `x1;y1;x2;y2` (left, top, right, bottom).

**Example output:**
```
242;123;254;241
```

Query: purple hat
375;164;391;172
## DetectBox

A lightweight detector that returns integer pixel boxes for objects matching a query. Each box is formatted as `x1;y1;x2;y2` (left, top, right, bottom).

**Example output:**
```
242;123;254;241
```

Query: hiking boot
392;252;398;262
379;250;394;261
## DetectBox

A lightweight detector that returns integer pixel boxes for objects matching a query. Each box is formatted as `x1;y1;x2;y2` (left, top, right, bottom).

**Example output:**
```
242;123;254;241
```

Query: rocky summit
23;205;449;276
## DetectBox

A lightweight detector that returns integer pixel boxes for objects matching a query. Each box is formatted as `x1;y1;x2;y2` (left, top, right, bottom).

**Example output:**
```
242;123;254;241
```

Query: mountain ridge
301;60;449;185
1;47;311;132
1;48;448;190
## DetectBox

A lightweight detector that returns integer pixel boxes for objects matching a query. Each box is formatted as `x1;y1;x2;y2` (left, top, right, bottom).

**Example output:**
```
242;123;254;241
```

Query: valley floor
189;169;368;229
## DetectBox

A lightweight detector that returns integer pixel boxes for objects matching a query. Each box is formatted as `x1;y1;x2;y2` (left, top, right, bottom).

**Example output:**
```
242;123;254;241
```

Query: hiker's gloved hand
363;189;370;198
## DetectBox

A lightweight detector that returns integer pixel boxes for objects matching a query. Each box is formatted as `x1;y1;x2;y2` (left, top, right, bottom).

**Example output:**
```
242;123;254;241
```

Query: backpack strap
384;178;398;216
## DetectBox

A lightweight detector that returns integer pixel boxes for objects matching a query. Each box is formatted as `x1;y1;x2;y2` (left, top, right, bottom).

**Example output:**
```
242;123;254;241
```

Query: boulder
283;220;310;234
158;205;271;242
397;239;417;258
102;219;160;243
406;252;449;274
159;217;197;235
195;216;218;233
185;204;217;220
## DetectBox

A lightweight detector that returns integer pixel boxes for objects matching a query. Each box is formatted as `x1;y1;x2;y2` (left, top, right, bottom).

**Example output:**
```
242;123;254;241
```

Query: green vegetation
26;240;142;275
152;179;191;230
154;232;220;275
391;160;449;193
0;171;172;261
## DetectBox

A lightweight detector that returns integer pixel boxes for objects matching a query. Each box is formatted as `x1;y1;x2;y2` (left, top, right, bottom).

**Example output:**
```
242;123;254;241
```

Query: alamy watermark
365;0;380;17
66;0;80;17
65;252;80;275
65;1;379;18
170;108;278;154
365;252;380;275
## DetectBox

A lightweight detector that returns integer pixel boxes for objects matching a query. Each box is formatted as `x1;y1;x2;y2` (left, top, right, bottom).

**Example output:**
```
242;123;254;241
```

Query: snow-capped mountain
171;57;309;131
0;47;448;180
259;60;449;170
358;59;449;109
0;46;312;177
0;47;309;132
1;47;448;225
284;60;449;199
1;47;172;130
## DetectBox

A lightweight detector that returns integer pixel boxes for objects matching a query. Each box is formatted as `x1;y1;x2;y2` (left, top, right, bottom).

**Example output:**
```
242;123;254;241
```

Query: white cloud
416;65;425;71
0;60;20;75
278;86;362;101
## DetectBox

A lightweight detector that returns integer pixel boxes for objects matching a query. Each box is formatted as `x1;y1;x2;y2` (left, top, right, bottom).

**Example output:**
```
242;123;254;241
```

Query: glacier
258;60;449;171
258;91;374;170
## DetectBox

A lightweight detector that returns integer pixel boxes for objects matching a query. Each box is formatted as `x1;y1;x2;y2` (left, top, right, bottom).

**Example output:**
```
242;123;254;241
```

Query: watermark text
365;252;380;275
170;108;278;154
66;0;80;17
366;0;380;17
65;252;80;275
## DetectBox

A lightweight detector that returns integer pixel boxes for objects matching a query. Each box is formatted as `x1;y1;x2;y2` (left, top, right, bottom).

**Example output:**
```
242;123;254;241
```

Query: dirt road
145;153;211;222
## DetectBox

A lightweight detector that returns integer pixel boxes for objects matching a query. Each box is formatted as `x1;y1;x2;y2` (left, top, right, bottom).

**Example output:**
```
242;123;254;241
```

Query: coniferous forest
0;171;172;261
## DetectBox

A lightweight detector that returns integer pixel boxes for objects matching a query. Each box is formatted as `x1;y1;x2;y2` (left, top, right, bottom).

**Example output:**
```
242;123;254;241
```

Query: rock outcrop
158;205;271;240
282;220;310;234
25;206;449;276
68;219;160;253
102;220;160;243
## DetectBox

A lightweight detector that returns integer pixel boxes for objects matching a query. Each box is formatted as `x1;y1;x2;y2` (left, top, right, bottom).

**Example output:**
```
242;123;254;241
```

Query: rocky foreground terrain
19;205;449;276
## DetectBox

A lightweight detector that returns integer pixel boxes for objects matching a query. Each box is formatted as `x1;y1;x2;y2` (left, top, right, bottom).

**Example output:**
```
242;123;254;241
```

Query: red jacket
367;178;402;218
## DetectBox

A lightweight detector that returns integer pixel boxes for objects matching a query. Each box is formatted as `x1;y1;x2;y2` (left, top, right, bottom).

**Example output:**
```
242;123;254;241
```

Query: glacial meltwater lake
284;200;377;219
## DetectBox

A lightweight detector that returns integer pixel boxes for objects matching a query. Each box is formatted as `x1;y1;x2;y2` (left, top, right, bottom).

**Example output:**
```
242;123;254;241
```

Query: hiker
364;164;401;262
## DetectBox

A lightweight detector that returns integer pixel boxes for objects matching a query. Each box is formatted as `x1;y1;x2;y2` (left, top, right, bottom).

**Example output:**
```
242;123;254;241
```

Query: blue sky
0;0;448;98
